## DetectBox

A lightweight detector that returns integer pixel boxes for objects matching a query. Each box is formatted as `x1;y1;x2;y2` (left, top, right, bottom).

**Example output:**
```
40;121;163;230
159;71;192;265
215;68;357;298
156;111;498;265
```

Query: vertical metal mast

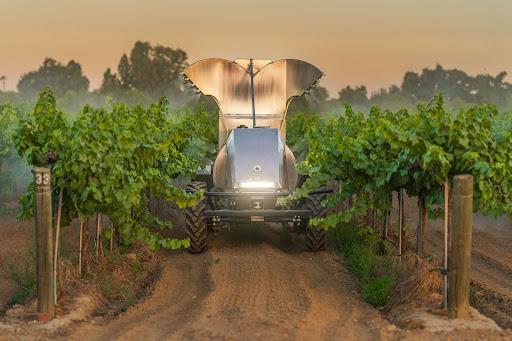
249;59;256;127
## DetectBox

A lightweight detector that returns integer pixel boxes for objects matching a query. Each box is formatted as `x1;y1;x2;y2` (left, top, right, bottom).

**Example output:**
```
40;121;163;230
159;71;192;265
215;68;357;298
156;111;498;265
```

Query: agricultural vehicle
183;58;330;253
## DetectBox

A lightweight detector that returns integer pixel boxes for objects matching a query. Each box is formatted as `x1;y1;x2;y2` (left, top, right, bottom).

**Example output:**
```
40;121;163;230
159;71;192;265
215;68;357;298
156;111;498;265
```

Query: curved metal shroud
184;58;323;145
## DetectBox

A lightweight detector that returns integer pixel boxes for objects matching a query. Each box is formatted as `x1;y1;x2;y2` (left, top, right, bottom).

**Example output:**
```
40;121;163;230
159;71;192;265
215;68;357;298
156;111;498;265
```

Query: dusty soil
46;224;508;341
394;194;512;329
2;202;512;340
0;213;82;311
59;226;397;340
426;218;512;329
0;216;33;309
425;214;512;298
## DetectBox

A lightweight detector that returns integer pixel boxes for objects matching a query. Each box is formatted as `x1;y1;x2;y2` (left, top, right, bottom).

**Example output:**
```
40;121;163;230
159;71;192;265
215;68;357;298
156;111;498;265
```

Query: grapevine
281;95;512;230
14;89;215;251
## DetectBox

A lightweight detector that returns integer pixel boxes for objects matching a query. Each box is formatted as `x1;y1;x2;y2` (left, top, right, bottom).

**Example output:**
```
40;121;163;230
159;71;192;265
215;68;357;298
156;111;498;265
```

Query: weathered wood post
95;213;102;259
33;167;55;318
382;209;390;239
54;188;64;305
443;180;449;309
398;188;404;258
79;218;89;277
416;194;427;259
448;174;473;318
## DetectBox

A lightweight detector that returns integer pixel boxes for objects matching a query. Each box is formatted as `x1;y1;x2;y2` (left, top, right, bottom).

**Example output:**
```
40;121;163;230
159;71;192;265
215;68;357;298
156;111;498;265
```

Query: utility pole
0;76;6;91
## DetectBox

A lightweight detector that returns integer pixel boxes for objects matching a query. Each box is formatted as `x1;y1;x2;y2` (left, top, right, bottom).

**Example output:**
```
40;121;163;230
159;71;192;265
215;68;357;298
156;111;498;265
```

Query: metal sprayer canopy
184;58;323;144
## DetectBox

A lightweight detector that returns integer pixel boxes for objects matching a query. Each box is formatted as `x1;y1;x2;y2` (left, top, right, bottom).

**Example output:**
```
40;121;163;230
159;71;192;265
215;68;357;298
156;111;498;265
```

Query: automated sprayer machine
183;58;329;253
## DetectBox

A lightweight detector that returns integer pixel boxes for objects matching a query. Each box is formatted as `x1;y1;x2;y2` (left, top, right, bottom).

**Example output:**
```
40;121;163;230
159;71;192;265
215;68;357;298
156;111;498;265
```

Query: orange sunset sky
1;0;511;96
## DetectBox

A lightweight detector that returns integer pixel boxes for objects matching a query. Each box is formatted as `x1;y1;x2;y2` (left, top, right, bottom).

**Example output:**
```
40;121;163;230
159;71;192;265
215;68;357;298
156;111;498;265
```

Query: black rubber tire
185;181;208;254
305;192;327;251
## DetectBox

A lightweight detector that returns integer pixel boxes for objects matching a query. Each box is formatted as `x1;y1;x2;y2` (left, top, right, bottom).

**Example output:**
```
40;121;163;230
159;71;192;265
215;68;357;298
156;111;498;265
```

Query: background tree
99;68;121;94
337;85;368;106
100;41;191;102
17;58;89;98
400;64;512;106
287;86;332;113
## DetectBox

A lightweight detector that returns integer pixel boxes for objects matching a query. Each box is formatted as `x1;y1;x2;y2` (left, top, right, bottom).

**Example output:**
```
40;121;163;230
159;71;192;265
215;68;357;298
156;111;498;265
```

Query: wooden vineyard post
110;224;115;251
33;167;55;318
443;180;449;309
79;218;89;278
382;209;390;240
95;213;102;259
54;187;64;305
416;195;427;259
398;189;404;258
448;174;473;318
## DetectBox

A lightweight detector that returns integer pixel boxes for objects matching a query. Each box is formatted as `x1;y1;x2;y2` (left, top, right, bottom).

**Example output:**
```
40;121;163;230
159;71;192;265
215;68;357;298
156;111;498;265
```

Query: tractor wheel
186;181;208;254
305;191;327;251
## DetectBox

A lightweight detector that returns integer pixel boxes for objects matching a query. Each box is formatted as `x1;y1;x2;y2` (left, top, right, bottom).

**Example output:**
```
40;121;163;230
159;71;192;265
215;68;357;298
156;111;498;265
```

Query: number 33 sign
35;173;50;186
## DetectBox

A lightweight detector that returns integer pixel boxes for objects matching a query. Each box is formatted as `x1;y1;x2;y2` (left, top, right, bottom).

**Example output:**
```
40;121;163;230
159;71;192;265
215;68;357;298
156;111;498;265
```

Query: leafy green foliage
173;103;218;164
493;110;512;140
281;95;512;227
14;90;68;166
362;275;395;307
0;103;29;197
0;103;17;158
13;89;214;251
286;112;328;162
332;223;395;307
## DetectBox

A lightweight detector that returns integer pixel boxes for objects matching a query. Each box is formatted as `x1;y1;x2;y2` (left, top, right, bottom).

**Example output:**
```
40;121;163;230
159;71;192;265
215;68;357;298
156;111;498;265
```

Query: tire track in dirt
62;225;397;341
164;226;394;340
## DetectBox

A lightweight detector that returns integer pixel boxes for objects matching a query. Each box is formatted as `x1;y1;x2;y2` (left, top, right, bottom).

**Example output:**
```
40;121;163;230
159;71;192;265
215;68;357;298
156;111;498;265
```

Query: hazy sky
1;0;511;96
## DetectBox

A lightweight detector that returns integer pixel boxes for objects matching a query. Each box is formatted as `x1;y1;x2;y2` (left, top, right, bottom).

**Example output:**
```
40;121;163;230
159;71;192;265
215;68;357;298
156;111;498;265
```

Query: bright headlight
240;181;275;189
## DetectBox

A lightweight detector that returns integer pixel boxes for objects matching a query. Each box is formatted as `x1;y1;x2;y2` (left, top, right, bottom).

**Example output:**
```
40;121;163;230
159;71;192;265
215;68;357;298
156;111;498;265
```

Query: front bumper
203;188;333;223
204;209;312;217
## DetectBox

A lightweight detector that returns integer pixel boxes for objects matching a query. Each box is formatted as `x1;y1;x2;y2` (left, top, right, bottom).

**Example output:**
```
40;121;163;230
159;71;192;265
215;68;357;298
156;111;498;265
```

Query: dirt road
2;215;511;340
62;225;395;340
